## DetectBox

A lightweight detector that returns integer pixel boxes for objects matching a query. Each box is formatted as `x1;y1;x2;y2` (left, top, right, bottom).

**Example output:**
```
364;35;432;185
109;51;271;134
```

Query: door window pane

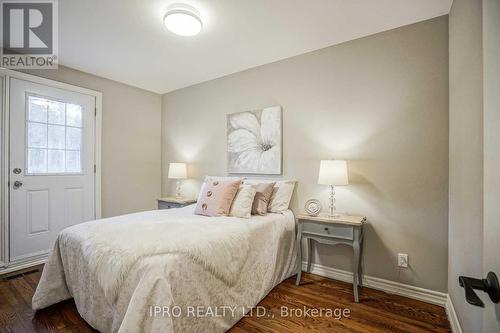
48;149;65;173
27;122;47;148
48;101;65;125
65;150;81;173
26;95;84;174
66;104;82;127
48;125;65;149
28;97;48;123
27;149;47;173
66;127;81;150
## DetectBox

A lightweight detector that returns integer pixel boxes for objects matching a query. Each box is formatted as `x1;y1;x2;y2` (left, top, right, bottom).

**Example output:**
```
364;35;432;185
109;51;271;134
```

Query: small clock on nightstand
157;197;196;210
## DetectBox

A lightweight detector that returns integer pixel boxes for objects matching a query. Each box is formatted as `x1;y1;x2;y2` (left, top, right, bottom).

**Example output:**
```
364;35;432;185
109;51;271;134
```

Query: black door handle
459;272;500;307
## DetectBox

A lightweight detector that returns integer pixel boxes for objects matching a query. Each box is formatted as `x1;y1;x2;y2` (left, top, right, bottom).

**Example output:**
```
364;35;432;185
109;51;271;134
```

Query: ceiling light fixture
164;4;203;37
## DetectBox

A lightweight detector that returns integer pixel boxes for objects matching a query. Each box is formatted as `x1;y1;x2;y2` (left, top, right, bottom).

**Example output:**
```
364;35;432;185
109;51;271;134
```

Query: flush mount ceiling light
164;4;203;36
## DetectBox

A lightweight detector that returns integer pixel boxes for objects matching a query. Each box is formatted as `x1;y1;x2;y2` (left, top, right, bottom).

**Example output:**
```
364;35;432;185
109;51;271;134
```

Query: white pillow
229;185;257;218
268;182;296;212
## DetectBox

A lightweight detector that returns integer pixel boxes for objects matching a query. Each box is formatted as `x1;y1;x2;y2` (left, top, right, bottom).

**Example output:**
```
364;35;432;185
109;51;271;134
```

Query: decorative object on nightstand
295;213;366;302
168;162;187;198
304;199;322;216
318;159;349;217
157;196;196;210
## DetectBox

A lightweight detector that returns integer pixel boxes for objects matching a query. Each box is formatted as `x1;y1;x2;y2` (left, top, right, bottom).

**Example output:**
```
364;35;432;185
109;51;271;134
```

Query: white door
9;78;96;262
483;0;500;330
0;75;3;268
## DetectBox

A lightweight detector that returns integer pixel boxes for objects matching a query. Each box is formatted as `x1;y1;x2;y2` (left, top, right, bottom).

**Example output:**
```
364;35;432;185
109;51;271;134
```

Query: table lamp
318;160;349;217
168;162;187;198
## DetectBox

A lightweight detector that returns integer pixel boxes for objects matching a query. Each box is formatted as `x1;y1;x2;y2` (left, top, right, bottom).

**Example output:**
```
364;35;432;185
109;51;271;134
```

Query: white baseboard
302;262;448;306
445;295;463;333
0;258;47;276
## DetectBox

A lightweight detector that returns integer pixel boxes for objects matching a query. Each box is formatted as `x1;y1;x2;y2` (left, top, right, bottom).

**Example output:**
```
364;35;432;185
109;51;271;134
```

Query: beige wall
162;17;449;292
22;66;162;218
448;0;484;331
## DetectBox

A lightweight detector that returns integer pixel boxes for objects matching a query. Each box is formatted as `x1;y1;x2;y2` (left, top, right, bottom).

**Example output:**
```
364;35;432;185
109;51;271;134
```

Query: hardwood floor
0;267;450;332
231;274;450;333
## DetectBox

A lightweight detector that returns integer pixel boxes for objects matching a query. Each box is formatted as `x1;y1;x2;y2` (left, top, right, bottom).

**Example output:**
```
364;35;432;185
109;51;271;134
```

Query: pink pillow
251;182;276;215
195;180;241;217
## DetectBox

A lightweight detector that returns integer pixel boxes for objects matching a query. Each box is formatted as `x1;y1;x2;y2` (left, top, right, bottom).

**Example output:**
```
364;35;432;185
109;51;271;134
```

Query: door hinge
94;165;96;173
95;108;97;116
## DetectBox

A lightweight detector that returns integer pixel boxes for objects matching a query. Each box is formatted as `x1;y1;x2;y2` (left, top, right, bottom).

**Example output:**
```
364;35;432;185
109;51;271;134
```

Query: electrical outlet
398;253;409;268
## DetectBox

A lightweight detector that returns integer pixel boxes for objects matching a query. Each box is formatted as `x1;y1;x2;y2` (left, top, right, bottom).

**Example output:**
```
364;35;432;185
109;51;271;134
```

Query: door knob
13;168;22;174
13;180;23;189
459;272;500;307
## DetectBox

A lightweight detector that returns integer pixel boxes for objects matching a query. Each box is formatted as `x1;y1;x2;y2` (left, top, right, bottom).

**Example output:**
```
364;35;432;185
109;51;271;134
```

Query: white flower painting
227;106;282;174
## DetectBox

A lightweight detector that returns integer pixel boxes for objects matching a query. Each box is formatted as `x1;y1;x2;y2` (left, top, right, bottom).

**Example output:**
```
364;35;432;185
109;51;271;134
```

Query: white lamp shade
318;160;349;186
168;163;187;179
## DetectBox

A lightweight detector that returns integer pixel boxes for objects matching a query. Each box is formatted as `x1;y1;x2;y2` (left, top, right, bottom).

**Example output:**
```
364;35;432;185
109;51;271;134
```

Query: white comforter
32;205;297;333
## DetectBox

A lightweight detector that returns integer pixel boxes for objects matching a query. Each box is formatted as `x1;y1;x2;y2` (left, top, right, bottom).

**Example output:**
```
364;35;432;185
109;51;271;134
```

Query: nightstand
157;197;196;209
295;213;366;302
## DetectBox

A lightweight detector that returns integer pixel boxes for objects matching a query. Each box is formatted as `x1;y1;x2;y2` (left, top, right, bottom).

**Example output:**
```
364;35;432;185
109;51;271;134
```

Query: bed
32;204;297;332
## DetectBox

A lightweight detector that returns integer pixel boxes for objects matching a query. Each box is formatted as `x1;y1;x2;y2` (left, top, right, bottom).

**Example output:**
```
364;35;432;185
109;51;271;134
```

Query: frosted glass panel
48;149;65;173
48;125;65;149
28;97;47;123
66;151;81;173
27;122;47;148
48;101;65;125
28;149;47;173
26;95;84;174
66;127;81;150
67;104;82;127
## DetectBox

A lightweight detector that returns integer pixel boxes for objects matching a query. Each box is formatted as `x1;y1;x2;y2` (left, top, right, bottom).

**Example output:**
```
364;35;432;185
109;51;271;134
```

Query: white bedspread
32;205;297;333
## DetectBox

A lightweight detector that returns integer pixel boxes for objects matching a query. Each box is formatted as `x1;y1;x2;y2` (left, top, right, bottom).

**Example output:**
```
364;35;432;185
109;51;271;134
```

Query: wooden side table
157;197;196;210
295;213;366;302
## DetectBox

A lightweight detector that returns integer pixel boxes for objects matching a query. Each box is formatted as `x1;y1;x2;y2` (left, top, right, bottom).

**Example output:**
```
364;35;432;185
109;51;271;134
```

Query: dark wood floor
0;267;450;332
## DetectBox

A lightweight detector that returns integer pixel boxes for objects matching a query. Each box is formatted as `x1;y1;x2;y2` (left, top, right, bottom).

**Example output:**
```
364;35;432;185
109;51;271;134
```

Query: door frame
0;68;102;270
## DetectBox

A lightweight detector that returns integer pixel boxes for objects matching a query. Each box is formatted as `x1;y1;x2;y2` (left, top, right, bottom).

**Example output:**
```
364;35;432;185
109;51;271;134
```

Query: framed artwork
227;105;282;174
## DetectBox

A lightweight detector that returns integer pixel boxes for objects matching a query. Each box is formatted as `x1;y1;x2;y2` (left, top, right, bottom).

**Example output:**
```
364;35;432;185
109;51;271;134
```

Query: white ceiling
59;0;452;94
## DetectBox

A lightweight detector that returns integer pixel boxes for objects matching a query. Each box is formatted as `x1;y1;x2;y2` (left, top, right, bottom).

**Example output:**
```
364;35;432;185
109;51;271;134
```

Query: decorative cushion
196;176;243;203
268;181;296;212
251;182;276;215
229;185;257;218
242;179;297;212
194;180;241;217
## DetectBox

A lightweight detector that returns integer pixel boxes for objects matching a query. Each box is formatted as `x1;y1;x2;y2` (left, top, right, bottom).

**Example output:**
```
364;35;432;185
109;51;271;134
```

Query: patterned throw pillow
194;180;241;217
251;182;276;215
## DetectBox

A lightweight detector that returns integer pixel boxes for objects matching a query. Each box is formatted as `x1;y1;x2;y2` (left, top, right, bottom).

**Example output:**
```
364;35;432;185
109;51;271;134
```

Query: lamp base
328;185;338;218
175;179;182;198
